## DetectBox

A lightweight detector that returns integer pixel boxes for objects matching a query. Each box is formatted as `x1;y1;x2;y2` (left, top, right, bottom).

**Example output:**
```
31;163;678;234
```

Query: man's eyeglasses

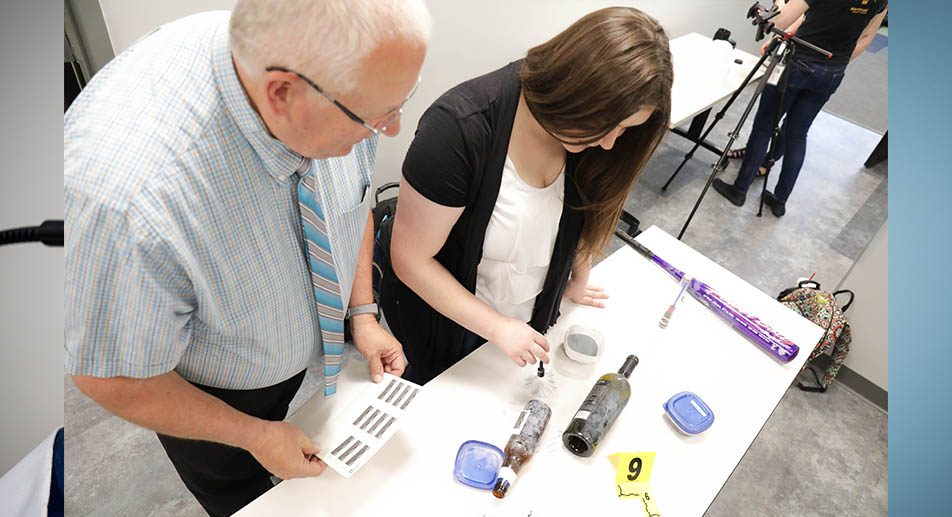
265;66;420;135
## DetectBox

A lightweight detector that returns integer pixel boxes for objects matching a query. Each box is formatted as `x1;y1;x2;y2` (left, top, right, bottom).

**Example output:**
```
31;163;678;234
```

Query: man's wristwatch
345;303;380;321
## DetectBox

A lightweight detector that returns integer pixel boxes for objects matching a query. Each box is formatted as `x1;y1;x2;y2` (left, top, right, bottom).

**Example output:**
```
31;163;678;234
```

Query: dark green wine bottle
562;355;639;457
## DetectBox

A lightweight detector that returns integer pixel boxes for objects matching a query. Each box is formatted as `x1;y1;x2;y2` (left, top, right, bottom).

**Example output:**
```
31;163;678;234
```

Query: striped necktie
297;163;345;397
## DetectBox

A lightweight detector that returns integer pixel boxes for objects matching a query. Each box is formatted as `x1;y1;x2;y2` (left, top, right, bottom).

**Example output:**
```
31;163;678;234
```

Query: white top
475;156;565;322
235;226;825;517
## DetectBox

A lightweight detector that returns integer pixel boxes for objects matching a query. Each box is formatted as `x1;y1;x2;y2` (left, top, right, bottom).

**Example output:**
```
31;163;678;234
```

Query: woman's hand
488;317;550;367
564;277;609;308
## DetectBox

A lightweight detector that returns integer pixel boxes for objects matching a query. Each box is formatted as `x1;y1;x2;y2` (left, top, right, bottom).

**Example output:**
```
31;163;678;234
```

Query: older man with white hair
64;1;429;514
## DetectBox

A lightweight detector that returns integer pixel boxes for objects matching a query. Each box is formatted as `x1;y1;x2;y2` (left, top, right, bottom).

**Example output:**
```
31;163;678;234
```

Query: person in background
378;7;673;384
64;1;429;515
713;0;888;216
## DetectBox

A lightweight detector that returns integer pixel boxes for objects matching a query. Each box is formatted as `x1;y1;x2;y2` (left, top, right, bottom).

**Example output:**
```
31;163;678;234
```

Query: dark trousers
733;58;848;202
156;370;306;517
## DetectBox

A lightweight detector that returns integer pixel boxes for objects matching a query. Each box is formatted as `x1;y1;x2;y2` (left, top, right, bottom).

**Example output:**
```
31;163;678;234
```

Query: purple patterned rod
628;239;799;363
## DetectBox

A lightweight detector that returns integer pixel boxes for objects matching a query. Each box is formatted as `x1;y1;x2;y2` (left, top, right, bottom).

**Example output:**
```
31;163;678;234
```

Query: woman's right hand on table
489;317;550;367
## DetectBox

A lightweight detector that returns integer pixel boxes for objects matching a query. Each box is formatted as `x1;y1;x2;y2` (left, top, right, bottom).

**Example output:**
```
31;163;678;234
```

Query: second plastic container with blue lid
663;391;715;435
453;440;504;490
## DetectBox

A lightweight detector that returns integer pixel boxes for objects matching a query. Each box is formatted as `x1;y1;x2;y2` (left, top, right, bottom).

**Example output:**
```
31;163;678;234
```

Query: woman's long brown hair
521;7;673;262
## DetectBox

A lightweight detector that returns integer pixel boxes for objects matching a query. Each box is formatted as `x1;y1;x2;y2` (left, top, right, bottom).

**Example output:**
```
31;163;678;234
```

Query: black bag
371;182;400;301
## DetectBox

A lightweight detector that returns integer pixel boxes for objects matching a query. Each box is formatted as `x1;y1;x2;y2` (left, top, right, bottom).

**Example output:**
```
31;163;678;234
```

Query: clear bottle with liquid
492;399;552;498
562;355;639;457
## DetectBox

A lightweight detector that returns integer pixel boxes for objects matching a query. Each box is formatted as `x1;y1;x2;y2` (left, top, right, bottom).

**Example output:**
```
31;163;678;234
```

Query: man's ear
263;71;296;119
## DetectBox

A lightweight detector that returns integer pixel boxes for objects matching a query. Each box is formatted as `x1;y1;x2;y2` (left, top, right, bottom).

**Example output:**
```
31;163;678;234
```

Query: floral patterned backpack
777;280;855;393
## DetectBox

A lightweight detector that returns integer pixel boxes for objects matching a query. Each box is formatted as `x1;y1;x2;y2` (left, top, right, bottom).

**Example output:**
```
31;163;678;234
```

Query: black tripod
663;3;831;240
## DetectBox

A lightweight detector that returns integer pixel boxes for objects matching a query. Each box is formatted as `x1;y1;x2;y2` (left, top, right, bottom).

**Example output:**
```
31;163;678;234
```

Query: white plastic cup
563;325;605;364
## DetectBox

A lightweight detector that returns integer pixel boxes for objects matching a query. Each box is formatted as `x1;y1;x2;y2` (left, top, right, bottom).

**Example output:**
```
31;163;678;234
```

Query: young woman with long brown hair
377;7;673;384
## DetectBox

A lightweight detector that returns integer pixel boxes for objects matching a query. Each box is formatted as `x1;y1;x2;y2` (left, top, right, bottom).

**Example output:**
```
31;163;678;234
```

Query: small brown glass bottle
492;399;551;498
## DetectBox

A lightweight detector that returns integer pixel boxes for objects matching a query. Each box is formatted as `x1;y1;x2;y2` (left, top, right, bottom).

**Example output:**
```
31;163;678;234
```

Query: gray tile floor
705;381;888;517
65;50;888;517
823;32;889;134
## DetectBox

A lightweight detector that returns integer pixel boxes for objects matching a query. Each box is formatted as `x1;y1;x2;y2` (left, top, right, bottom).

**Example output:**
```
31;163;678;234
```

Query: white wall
67;0;117;74
92;0;764;188
0;1;64;473
98;0;237;55
840;221;888;390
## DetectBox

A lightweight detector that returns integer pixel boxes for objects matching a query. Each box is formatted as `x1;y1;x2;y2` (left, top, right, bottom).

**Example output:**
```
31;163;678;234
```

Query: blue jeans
733;59;847;202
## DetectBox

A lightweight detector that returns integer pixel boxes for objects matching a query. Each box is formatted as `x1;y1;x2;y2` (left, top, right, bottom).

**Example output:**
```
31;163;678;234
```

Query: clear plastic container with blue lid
663;391;715;435
453;440;504;490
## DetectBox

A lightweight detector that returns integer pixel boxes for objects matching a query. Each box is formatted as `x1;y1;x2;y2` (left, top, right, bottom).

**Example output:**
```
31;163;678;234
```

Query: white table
235;226;822;517
669;32;765;129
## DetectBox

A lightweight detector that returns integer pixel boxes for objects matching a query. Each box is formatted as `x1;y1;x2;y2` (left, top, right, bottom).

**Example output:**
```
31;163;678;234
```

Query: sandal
726;147;746;159
727;147;771;177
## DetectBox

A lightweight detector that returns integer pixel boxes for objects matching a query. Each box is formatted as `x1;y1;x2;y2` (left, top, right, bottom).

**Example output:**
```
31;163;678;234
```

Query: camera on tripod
746;1;781;42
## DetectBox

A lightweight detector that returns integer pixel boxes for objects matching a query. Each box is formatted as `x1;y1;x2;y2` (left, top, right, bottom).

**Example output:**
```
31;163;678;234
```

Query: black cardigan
379;60;584;384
